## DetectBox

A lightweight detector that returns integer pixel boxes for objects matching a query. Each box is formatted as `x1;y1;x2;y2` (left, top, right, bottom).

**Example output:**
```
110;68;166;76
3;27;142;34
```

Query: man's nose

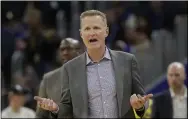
171;76;176;81
62;49;69;54
89;33;97;38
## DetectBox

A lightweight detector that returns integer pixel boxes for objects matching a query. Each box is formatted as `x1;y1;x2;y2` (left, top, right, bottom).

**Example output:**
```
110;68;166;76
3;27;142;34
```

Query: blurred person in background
1;85;36;118
1;6;26;90
114;12;155;86
24;7;60;78
151;62;187;118
114;14;151;53
56;38;83;65
23;64;40;111
104;1;141;48
10;34;41;111
1;73;9;110
23;8;47;78
11;38;27;83
36;38;82;118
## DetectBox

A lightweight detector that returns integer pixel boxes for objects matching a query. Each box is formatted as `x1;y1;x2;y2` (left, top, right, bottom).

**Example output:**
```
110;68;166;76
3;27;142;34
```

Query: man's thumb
34;96;43;102
144;94;153;100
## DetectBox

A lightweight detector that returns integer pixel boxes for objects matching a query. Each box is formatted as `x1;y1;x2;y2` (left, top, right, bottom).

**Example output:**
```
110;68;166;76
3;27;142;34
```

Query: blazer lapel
75;53;88;117
109;50;126;117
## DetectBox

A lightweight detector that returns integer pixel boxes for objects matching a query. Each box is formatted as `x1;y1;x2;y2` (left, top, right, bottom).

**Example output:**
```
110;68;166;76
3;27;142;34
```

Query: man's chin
87;44;101;50
62;59;68;63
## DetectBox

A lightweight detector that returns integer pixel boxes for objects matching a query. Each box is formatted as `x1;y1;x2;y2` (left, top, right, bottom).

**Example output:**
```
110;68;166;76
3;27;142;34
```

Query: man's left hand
130;94;153;110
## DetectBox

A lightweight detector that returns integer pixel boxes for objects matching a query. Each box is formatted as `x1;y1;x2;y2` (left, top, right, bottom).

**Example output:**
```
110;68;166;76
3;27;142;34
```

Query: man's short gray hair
80;10;107;26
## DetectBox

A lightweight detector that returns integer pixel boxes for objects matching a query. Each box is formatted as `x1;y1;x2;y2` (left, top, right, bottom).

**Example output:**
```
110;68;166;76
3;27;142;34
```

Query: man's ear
79;29;83;39
79;29;82;36
105;27;109;37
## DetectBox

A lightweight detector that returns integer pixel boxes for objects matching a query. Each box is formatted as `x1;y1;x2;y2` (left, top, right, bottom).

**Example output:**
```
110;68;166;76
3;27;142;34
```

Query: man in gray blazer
35;10;153;118
36;38;82;118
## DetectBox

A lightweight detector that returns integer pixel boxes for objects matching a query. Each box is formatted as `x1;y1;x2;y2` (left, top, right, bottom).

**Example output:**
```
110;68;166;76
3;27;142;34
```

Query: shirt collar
86;47;111;65
169;86;187;98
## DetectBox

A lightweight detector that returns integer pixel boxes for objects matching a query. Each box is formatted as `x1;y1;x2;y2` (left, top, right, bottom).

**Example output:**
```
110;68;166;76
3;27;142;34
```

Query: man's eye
94;27;100;29
85;28;90;30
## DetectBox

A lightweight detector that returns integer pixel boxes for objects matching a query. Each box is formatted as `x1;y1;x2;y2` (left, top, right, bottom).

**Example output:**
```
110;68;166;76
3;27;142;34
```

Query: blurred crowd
1;1;187;117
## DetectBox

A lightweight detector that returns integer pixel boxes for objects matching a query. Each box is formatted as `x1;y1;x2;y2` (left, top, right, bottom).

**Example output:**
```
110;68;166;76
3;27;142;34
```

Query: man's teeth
90;39;97;42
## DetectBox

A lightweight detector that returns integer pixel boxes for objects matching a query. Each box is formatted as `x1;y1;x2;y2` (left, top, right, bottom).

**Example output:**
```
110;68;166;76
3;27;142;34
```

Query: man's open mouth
89;39;98;43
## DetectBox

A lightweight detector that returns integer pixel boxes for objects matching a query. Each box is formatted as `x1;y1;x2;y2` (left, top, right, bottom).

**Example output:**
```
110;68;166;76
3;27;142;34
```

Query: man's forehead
168;65;185;74
60;43;77;49
60;45;70;49
81;16;106;26
168;68;181;74
60;42;69;47
82;15;103;20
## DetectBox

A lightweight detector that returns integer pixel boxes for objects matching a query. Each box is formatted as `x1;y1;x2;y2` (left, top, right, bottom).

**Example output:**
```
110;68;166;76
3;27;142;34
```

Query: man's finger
137;94;145;104
131;94;144;109
131;94;139;106
42;98;48;109
145;94;153;99
137;94;143;100
49;99;54;111
131;94;138;101
144;94;153;101
47;99;51;107
34;96;43;102
37;101;42;107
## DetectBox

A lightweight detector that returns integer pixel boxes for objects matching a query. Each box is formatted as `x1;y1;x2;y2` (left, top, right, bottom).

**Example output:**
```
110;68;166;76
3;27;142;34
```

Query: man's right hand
34;96;58;112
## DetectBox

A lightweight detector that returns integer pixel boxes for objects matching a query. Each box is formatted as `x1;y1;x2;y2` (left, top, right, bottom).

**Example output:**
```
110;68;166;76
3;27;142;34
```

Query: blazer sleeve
57;66;73;118
36;75;50;118
131;55;147;117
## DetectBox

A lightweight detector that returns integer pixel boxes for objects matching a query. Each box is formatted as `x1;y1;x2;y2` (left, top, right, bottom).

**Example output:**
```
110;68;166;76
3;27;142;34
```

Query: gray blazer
36;68;62;118
55;49;146;118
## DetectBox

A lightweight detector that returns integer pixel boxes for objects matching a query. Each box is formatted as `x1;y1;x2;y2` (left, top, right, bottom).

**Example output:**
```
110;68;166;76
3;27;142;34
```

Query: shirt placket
97;62;108;118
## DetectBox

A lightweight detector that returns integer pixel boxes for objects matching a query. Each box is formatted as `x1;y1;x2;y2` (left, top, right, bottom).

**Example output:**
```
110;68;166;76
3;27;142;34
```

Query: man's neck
10;106;20;113
173;85;186;96
87;46;106;63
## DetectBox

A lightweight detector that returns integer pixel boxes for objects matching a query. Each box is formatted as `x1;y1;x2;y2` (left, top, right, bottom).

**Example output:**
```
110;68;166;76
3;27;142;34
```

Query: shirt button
98;64;100;66
105;115;107;118
104;101;106;104
100;76;102;79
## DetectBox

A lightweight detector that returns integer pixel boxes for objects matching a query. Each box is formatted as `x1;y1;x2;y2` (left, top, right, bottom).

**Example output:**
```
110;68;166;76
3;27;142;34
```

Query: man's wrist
52;106;59;114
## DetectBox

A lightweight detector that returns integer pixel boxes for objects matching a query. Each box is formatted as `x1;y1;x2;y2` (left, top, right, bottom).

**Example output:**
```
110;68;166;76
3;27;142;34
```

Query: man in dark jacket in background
36;38;82;118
